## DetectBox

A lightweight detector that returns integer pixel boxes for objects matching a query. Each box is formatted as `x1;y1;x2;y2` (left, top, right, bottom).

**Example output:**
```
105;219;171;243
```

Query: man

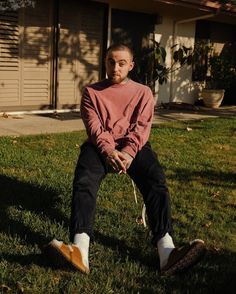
45;44;205;276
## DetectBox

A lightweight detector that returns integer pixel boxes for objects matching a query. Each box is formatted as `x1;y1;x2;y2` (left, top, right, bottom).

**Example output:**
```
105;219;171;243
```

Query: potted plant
194;42;236;108
201;55;225;108
201;51;226;108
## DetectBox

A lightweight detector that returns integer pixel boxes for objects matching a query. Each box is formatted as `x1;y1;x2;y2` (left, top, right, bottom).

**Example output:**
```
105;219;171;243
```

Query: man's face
105;49;134;84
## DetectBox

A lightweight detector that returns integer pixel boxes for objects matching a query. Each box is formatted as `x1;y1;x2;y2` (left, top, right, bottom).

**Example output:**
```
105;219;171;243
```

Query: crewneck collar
106;78;131;88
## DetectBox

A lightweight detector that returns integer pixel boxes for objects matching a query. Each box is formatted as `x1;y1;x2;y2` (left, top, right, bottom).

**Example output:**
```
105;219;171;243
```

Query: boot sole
44;242;89;274
162;241;206;276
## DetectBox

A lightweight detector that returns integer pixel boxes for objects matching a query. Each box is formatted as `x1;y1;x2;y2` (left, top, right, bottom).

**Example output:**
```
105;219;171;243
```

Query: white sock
73;233;90;269
157;233;175;269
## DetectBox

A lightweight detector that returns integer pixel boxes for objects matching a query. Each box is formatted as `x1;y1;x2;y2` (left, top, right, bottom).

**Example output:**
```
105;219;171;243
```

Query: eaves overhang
154;0;236;14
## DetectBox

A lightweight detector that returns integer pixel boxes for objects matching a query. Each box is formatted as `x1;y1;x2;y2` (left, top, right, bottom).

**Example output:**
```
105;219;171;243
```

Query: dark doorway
111;9;156;83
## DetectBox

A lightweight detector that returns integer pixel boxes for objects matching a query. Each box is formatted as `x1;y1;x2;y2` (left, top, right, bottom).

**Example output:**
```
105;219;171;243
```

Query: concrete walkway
0;106;235;137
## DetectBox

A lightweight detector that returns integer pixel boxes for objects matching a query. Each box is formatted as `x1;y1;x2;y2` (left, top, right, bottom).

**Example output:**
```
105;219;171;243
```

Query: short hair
106;43;134;59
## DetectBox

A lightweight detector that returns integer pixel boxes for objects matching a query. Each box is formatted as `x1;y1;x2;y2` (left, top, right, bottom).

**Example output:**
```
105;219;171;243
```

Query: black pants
70;141;173;246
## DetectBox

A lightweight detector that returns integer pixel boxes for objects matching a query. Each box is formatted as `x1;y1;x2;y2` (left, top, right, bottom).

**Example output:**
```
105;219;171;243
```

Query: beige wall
153;18;197;104
154;17;173;104
172;21;196;104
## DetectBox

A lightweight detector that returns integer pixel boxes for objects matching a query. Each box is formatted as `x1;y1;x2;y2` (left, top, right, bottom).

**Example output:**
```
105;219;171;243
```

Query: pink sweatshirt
80;79;154;158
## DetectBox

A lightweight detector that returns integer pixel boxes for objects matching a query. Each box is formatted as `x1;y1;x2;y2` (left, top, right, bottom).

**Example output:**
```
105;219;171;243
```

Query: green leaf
160;46;167;62
187;55;193;65
178;48;184;61
173;51;179;62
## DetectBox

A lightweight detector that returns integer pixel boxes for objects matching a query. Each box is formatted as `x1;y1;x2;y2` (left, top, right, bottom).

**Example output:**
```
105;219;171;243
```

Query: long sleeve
80;80;154;159
80;89;116;157
121;87;154;158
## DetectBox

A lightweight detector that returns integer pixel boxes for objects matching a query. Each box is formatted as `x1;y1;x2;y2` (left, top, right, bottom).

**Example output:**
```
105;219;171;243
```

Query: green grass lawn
0;117;235;293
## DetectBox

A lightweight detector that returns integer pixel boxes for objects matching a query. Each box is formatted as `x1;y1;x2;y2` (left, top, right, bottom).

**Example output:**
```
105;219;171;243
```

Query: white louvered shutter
57;0;105;108
0;0;53;110
21;0;53;106
0;11;20;107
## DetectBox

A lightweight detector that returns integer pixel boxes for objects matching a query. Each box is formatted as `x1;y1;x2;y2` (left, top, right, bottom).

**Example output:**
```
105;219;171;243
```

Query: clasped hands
106;150;133;174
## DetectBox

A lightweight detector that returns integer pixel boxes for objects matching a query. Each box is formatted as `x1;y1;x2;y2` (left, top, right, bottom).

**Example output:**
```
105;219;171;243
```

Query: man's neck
107;77;130;85
120;77;130;85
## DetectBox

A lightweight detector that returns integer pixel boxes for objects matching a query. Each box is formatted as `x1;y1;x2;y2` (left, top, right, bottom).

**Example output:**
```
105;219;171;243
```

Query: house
0;0;235;112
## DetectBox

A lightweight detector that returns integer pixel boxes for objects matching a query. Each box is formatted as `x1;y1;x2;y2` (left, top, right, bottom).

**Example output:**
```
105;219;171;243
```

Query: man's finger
110;158;120;172
116;158;126;172
107;150;127;173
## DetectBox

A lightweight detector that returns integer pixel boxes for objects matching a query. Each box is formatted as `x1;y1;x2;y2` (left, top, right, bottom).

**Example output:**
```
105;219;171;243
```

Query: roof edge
154;0;236;14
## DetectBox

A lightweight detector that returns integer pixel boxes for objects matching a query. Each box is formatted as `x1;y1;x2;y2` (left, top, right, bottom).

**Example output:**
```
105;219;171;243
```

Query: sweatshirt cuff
101;146;116;158
121;146;136;158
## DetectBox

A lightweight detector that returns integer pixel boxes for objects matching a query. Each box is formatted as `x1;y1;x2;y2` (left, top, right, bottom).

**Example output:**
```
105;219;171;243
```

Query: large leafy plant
135;41;168;89
191;41;236;90
207;44;236;90
135;40;193;91
135;39;236;93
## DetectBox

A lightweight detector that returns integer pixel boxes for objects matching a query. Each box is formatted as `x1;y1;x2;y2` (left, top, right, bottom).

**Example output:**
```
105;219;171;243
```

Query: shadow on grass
0;253;47;268
168;168;236;189
163;249;236;294
94;230;158;271
0;174;69;248
94;230;236;292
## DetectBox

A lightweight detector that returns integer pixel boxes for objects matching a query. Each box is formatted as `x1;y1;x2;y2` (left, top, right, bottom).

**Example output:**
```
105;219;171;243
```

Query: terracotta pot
201;89;225;108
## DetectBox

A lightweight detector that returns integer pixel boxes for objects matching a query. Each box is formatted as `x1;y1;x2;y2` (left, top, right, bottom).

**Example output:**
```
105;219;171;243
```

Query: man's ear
129;61;134;72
